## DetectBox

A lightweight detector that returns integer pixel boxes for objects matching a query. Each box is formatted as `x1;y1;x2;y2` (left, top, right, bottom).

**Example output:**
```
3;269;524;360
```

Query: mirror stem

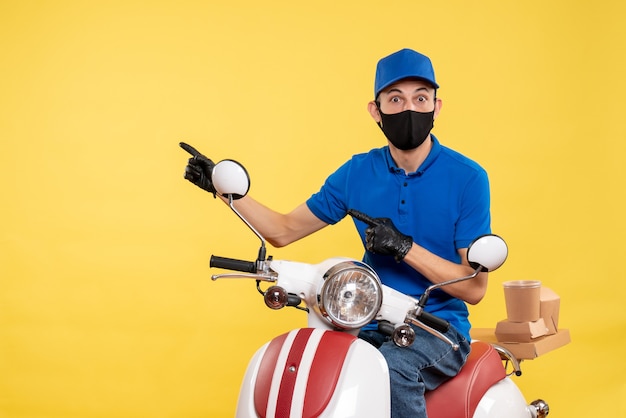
228;195;267;263
418;266;482;308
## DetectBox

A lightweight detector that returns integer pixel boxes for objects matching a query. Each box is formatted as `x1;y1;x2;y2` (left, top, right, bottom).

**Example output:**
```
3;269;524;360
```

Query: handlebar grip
210;255;257;273
417;311;450;334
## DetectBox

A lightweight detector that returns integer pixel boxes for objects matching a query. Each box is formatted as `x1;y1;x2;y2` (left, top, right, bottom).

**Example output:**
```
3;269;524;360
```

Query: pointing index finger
179;142;201;157
347;209;380;227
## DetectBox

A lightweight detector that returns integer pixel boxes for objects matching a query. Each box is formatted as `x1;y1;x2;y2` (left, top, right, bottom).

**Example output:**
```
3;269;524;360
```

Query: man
183;48;491;418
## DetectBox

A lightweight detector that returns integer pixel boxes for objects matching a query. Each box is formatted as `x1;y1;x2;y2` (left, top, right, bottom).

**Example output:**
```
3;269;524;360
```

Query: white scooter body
235;259;390;417
233;260;541;418
474;378;536;418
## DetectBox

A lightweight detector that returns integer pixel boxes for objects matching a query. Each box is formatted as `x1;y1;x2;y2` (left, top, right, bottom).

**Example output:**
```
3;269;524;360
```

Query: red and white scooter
190;153;550;418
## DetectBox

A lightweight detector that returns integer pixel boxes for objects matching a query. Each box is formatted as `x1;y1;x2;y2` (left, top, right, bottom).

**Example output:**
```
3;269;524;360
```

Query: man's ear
434;97;443;119
368;101;381;123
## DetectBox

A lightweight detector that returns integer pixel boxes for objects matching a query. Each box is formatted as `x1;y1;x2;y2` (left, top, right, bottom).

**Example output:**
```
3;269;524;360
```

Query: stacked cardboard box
472;287;570;360
471;328;571;360
495;286;561;342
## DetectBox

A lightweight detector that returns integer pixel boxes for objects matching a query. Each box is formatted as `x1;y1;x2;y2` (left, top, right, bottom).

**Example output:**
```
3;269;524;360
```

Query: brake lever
406;311;460;351
211;273;277;282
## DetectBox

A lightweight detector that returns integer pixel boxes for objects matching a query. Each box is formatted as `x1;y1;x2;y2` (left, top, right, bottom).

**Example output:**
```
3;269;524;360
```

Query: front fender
236;328;390;418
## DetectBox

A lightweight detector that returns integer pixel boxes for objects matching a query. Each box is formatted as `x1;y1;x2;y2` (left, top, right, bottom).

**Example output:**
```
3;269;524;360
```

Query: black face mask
377;108;435;150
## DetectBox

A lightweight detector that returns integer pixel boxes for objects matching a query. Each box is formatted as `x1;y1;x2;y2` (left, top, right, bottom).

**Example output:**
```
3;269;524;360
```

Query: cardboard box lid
472;328;571;360
540;286;560;302
495;318;549;343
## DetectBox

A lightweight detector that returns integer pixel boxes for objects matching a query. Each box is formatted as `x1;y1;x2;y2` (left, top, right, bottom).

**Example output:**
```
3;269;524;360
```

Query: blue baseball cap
374;48;439;98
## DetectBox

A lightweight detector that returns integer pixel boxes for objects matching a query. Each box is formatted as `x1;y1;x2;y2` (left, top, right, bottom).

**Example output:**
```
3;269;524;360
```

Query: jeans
359;323;471;418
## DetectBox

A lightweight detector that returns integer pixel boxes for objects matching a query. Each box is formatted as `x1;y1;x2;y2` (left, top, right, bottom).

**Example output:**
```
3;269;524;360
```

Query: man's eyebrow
384;86;431;95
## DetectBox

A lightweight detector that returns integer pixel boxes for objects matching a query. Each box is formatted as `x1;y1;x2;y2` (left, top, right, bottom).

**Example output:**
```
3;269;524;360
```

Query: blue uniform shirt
305;135;491;340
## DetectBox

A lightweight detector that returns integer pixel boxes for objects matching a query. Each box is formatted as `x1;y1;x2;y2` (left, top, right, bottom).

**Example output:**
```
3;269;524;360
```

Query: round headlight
318;261;383;330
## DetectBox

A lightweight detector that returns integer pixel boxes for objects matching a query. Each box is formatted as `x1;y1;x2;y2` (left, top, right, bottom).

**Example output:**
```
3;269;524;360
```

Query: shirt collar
384;134;442;176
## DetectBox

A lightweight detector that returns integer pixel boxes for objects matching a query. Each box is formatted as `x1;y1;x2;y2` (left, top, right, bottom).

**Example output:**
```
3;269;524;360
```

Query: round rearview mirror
212;159;250;199
467;234;508;272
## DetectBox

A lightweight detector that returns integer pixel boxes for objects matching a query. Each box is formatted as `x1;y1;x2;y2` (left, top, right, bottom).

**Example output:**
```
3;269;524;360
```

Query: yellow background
1;1;625;417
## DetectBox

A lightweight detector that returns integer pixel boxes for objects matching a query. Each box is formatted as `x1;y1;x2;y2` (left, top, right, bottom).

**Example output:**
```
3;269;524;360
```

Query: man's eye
418;96;427;102
391;97;401;103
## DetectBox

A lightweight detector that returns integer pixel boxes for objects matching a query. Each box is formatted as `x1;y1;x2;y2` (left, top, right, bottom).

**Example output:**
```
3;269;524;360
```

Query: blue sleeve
305;160;351;225
455;167;491;249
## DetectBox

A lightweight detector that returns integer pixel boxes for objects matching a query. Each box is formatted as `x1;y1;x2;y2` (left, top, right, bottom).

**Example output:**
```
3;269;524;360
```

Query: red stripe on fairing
253;329;357;418
254;332;288;418
275;328;315;417
303;332;356;417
